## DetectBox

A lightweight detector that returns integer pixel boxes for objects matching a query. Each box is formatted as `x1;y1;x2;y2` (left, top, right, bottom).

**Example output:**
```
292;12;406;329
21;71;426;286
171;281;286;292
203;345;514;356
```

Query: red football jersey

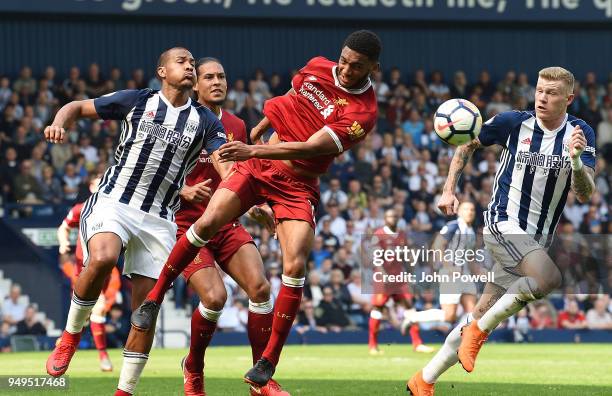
62;202;84;262
373;226;408;276
263;56;377;174
175;110;247;230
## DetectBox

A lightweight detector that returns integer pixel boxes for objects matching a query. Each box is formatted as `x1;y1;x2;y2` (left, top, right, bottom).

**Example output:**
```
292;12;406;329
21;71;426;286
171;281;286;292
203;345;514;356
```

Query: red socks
368;316;381;349
247;309;273;364
262;282;303;366
409;324;423;347
147;234;202;304
90;322;107;353
114;389;131;396
185;305;218;373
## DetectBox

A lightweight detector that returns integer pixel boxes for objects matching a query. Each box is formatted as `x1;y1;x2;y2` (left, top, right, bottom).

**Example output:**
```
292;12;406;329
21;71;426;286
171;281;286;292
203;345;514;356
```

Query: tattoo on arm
443;138;481;192
571;166;595;203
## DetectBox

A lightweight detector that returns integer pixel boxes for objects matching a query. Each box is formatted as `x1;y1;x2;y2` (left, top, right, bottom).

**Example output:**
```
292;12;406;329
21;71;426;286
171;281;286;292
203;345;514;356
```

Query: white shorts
79;193;177;279
483;221;544;289
439;281;478;305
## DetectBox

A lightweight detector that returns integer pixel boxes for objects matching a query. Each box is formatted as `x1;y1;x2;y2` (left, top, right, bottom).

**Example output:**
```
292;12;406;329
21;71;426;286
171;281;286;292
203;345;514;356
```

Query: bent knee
247;280;271;302
200;288;227;311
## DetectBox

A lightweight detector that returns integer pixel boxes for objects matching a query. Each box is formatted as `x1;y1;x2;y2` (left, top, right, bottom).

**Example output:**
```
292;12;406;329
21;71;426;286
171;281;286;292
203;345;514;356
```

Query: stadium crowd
0;64;611;347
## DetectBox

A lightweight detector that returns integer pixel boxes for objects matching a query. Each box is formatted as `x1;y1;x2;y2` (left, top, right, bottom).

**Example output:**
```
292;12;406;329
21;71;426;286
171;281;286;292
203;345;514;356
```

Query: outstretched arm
568;125;595;203
438;138;482;215
43;100;99;143
219;128;340;162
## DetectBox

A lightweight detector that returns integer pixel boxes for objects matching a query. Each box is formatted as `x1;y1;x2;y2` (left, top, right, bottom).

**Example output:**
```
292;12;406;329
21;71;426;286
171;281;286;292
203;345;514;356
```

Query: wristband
571;156;583;171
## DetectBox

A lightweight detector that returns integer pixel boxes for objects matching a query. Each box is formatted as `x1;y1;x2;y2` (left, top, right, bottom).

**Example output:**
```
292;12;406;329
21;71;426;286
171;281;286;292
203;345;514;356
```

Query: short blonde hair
538;66;575;95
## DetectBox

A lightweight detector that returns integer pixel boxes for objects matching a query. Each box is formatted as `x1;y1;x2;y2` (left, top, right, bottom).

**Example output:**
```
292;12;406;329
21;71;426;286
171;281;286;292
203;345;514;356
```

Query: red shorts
177;221;254;281
371;292;413;307
218;158;320;229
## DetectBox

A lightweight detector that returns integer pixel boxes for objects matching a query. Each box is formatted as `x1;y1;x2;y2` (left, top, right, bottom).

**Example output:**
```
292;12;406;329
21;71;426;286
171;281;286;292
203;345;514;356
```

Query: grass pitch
1;343;611;395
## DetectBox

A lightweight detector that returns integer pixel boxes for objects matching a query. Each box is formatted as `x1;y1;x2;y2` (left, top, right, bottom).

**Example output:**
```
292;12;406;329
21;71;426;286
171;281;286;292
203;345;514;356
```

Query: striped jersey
93;89;226;221
478;110;596;243
439;218;476;272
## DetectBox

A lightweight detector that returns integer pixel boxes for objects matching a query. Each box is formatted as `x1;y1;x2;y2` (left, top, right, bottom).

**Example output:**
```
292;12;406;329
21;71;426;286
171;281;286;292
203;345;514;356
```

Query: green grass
1;344;611;395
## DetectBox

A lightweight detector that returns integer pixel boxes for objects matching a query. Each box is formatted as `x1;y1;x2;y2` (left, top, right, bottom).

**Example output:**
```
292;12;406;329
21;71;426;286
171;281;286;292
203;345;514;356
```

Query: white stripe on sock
248;299;273;314
186;225;207;247
281;274;305;288
198;303;222;322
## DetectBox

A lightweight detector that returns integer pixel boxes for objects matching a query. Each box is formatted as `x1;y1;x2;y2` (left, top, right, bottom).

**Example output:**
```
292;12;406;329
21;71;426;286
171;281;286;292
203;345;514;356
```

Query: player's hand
58;242;71;255
437;191;459;216
44;125;66;144
569;125;586;159
248;204;276;234
218;141;255;162
179;179;212;203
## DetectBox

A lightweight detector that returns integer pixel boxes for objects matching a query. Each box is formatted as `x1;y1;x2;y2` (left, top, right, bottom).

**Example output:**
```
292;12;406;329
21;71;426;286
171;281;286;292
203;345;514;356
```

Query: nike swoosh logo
436;119;463;130
52;364;68;372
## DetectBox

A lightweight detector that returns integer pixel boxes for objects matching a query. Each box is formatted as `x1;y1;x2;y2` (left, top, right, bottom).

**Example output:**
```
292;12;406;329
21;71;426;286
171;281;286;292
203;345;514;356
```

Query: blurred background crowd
0;63;610;348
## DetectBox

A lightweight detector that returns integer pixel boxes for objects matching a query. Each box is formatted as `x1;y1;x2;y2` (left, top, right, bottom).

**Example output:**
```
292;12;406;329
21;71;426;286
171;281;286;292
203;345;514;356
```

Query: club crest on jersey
334;98;349;107
185;120;199;136
347;121;365;140
227;131;234;142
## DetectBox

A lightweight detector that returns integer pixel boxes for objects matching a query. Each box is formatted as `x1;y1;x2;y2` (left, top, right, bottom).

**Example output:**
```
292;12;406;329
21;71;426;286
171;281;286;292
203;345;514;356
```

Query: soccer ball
433;99;482;146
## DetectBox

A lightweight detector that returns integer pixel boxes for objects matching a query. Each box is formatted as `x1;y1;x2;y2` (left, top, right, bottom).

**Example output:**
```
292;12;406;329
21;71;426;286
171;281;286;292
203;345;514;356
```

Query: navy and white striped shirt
93;89;226;221
479;110;596;243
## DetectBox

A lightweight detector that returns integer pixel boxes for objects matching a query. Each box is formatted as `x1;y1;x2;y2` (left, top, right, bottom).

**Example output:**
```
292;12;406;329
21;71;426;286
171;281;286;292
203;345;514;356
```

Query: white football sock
477;277;539;332
65;294;97;334
117;350;149;395
422;313;471;384
412;309;446;323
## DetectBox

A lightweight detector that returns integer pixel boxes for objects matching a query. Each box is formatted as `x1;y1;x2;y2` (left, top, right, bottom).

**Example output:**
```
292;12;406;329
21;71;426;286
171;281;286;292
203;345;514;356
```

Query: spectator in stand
316;286;352;332
296;299;328;334
353;147;375;187
309;236;331;270
412;69;429;96
449;70;469;99
13;160;43;203
304;270;324;307
15;305;47;336
40;165;64;204
321;178;348;211
237;95;263;132
557;300;587;329
85;63;107;98
597;108;612;149
328;269;352;311
347;179;367;209
269;73;284;97
108;67;125;91
586;297;612;330
387;67;403;91
485;91;512;118
473;69;496;101
402;108;425;145
529;302;557;329
428;71;449;106
496;70;517;100
386;96;410;127
105;304;130;348
563;193;588;229
78;135;99;167
13;66;37;100
580;94;603;130
3;285;27;332
0;77;12;111
372;70;391;107
227;79;248;114
62;162;82;202
318;202;347;240
131;68;147;89
0;147;19;201
516;72;536;105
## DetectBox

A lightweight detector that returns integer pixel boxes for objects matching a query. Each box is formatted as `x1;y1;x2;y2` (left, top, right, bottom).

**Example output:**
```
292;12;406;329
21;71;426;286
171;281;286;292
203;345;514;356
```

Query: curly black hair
343;30;382;62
